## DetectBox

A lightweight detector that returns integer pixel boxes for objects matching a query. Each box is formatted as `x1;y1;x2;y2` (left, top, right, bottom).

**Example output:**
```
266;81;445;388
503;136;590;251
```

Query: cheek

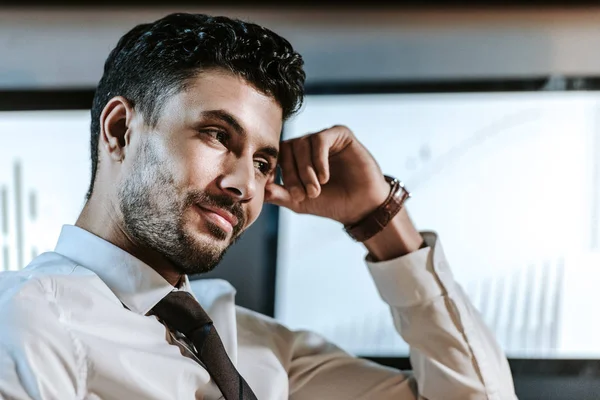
179;147;223;188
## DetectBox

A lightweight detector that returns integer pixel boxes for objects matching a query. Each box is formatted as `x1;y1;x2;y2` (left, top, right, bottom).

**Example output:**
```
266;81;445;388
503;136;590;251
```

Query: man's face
118;69;283;275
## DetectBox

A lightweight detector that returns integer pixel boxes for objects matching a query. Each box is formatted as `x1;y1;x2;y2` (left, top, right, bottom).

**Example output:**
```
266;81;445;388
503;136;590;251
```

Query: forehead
160;69;283;144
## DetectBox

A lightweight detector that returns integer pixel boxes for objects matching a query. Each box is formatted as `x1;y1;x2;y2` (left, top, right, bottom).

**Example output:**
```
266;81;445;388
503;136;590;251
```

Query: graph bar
29;190;37;221
2;245;8;272
13;161;24;270
1;186;7;235
550;259;564;351
591;105;600;250
1;186;6;271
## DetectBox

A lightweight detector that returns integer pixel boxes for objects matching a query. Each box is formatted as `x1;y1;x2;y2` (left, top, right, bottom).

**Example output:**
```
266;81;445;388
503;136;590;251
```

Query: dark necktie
151;291;258;400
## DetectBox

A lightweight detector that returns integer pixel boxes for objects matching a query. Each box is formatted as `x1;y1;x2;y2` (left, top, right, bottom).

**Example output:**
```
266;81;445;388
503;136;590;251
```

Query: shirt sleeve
0;277;85;400
286;232;517;400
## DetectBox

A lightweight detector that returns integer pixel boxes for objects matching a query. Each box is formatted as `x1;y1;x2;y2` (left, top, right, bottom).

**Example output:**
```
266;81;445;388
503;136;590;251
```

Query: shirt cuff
366;231;457;308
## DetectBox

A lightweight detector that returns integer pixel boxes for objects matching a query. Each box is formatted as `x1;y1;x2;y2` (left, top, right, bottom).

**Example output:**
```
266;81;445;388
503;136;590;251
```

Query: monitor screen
0;110;91;272
275;89;600;359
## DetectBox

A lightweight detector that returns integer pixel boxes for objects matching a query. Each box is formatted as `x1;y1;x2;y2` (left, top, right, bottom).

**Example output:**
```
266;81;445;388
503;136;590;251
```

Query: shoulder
187;278;298;343
235;305;326;350
235;305;287;333
0;251;114;335
235;305;341;370
0;252;75;314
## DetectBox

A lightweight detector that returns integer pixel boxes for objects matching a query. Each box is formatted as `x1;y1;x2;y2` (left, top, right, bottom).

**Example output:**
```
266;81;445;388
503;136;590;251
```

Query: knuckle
331;124;351;134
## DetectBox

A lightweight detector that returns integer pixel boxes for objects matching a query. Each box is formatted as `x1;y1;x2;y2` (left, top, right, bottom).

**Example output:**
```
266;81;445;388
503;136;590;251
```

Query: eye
254;160;272;176
203;128;229;145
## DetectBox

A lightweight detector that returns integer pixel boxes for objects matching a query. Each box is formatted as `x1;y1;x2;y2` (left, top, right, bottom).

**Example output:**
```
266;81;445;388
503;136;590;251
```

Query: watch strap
344;175;411;242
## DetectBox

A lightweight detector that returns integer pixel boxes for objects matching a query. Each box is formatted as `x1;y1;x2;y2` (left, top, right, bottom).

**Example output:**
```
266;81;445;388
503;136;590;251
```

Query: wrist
340;173;424;260
363;208;424;261
343;175;409;242
339;177;389;226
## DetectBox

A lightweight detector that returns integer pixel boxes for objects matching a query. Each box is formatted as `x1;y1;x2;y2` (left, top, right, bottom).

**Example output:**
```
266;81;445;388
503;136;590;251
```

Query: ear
99;96;134;162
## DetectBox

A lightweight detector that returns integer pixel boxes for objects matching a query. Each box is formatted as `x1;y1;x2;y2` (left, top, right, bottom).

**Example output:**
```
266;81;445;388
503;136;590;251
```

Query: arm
267;125;516;399
282;225;515;399
365;209;516;399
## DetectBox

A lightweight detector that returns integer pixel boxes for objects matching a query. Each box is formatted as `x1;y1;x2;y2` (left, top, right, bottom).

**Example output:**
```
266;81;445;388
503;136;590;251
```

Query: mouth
194;204;238;235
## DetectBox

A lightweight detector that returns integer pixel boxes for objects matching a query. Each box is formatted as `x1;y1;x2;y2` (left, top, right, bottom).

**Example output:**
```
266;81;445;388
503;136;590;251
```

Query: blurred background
3;2;600;399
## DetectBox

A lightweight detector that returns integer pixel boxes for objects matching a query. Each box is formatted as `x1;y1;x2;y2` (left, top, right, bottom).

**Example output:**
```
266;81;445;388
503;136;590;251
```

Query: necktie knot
151;290;257;400
152;291;213;340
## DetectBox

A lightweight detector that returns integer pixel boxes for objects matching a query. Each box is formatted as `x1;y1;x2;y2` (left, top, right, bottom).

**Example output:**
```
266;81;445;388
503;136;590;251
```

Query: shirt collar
54;224;189;315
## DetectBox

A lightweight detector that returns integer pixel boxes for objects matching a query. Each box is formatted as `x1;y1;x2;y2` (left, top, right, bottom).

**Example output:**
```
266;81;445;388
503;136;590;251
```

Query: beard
118;139;245;275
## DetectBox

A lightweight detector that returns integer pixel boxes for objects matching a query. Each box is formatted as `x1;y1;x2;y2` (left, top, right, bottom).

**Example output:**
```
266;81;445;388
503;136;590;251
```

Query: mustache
186;191;246;231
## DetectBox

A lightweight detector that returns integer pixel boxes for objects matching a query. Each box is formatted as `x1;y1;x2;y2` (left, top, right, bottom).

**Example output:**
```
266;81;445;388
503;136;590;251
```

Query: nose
218;156;257;202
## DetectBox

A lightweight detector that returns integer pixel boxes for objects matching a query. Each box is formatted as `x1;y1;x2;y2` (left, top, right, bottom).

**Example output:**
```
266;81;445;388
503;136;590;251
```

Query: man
0;13;516;400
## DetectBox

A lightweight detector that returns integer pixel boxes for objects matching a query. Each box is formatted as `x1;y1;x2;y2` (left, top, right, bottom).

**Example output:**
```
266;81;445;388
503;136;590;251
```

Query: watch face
393;182;410;203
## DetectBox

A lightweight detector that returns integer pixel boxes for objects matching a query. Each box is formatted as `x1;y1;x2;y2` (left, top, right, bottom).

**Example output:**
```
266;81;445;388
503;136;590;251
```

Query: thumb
265;183;296;209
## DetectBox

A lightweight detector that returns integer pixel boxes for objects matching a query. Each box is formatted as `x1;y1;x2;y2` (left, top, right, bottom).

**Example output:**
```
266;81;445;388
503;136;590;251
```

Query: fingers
278;140;306;202
277;125;352;202
264;182;294;208
309;132;330;184
279;136;322;201
302;125;351;185
292;138;320;198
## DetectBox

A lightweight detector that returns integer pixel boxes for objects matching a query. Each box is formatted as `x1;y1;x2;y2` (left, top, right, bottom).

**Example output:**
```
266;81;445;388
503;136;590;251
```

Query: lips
197;204;239;228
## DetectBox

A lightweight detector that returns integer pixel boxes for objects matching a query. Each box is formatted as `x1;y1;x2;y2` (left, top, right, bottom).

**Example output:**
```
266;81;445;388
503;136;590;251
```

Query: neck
75;196;184;287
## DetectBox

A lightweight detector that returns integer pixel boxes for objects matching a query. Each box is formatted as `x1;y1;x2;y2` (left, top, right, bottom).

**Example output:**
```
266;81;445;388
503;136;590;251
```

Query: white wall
2;7;600;88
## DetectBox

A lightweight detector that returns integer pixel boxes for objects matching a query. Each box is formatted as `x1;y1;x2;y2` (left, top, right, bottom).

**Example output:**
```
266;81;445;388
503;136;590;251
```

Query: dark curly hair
87;12;306;199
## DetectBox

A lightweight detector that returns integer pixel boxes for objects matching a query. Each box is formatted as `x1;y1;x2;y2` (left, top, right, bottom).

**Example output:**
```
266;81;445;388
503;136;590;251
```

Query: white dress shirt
0;225;516;400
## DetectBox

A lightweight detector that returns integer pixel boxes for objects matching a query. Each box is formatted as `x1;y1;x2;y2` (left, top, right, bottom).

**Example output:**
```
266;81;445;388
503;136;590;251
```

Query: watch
343;175;411;242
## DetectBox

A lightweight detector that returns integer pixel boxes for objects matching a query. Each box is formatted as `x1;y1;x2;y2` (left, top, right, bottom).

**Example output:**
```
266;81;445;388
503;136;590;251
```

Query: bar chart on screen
0;161;39;271
0;111;91;271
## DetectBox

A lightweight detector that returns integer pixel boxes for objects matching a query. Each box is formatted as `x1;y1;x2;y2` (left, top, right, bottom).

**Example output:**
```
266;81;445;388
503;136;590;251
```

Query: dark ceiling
2;0;600;9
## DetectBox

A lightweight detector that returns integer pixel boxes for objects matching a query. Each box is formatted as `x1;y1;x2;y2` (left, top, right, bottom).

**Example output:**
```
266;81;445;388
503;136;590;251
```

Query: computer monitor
275;77;600;361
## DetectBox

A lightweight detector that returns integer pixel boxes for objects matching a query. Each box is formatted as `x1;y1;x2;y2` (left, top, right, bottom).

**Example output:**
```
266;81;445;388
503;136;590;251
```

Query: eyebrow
199;109;279;160
200;109;245;136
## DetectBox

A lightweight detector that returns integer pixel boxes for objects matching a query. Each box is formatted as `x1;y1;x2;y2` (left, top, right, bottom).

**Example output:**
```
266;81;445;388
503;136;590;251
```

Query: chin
187;221;231;247
196;236;230;255
172;230;230;276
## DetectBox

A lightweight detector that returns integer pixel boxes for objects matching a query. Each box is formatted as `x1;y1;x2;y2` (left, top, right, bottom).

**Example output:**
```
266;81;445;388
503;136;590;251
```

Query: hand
265;125;390;225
